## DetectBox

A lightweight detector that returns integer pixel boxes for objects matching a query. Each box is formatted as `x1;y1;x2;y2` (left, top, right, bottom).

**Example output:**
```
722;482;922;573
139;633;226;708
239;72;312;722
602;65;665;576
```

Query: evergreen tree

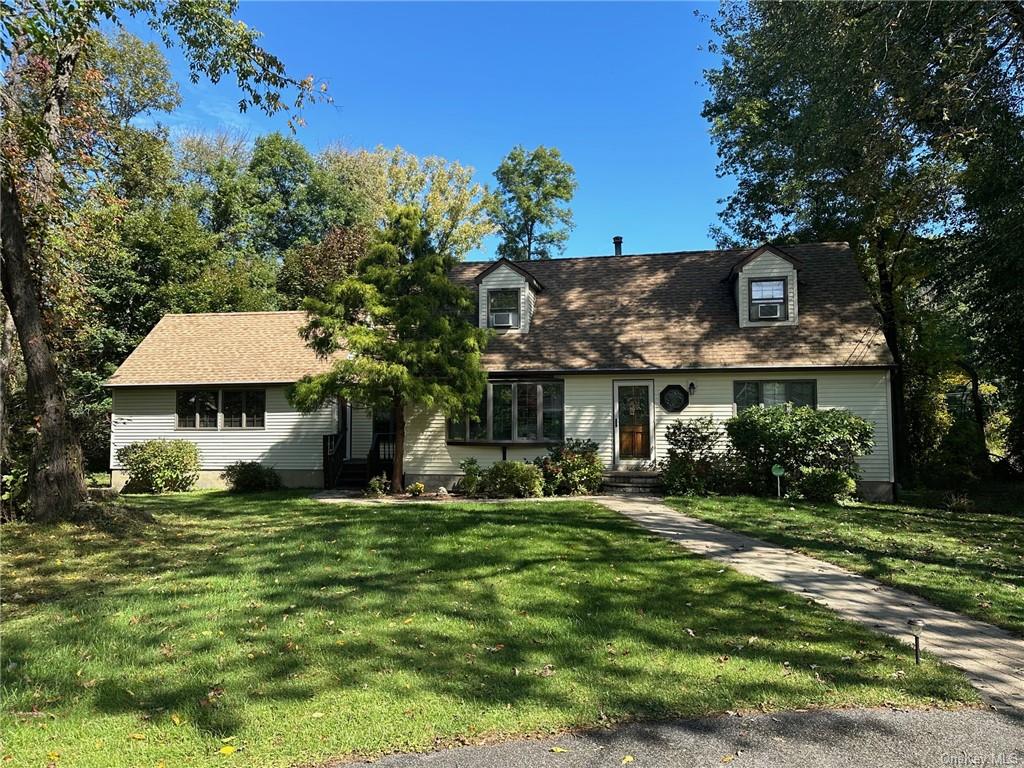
292;207;489;492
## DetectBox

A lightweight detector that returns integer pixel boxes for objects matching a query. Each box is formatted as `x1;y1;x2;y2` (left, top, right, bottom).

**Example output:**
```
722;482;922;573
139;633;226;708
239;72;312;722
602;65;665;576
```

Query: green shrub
534;438;604;495
480;460;543;498
794;466;856;503
658;417;736;496
407;481;426;497
922;415;990;489
115;440;201;493
457;457;483;495
366;472;391;498
0;459;29;520
726;406;873;493
221;461;281;492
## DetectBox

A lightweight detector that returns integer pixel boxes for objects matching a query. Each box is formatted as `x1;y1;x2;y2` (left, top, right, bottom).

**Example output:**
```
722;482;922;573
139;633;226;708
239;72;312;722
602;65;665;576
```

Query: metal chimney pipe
613;236;623;256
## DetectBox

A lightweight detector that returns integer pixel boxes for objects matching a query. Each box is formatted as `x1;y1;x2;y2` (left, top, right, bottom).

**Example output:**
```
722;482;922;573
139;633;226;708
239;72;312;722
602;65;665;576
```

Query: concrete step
601;471;663;495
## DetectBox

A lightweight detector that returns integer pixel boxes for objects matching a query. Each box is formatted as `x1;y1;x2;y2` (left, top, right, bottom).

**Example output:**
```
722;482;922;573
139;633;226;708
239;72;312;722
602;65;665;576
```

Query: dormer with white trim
730;245;802;328
475;258;543;334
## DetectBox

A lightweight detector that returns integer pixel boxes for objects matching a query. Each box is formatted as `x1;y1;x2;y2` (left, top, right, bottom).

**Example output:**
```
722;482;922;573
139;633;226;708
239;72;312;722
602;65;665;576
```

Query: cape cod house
107;242;896;500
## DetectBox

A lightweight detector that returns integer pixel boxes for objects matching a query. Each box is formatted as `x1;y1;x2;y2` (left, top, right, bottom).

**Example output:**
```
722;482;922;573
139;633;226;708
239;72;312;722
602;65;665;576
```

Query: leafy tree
1;0;324;521
292;207;489;492
278;225;370;307
488;145;577;261
277;145;493;309
322;146;493;261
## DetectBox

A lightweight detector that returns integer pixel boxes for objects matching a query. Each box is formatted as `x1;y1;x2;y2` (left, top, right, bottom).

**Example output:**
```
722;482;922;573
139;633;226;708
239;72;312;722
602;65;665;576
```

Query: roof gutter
486;363;896;378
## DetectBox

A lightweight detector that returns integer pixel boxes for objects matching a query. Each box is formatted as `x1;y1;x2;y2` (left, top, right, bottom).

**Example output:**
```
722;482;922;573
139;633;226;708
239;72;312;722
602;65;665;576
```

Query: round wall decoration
659;384;690;412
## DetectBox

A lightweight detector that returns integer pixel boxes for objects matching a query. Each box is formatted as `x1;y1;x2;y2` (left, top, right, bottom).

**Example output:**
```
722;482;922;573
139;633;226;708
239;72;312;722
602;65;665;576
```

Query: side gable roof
474;258;544;291
106;311;338;387
728;244;804;279
451;242;891;372
108;242;891;388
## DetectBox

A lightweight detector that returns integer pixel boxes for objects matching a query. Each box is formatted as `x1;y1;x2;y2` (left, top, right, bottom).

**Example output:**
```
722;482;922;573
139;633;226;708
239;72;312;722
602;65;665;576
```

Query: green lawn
2;492;976;767
666;494;1024;635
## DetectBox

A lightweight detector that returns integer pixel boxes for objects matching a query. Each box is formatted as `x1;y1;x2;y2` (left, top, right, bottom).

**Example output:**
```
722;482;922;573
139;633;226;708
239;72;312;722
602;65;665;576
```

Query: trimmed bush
726;406;873;493
457;457;483;495
480;460;543;498
794;466;856;503
116;440;200;493
659;418;733;496
534;438;604;496
221;461;282;492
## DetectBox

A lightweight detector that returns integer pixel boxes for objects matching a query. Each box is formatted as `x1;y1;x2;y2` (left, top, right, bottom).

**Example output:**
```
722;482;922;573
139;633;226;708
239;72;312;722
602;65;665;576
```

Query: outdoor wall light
688;382;697;396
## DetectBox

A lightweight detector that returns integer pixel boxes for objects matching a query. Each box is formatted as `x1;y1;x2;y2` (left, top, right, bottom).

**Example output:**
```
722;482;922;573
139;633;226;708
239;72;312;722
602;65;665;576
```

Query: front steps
601;470;663;495
336;460;369;488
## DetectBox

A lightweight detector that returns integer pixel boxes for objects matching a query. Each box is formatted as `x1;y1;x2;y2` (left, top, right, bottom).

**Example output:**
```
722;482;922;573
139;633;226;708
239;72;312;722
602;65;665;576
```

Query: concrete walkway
597;495;1024;715
356;708;1024;767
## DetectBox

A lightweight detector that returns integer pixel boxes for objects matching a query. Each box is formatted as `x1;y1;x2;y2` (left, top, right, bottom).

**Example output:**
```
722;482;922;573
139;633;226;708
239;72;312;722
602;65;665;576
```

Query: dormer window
488;288;520;328
749;278;788;321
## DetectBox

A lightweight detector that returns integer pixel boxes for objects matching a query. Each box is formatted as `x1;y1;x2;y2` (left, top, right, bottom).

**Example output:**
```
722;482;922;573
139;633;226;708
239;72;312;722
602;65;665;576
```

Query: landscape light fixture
907;619;926;665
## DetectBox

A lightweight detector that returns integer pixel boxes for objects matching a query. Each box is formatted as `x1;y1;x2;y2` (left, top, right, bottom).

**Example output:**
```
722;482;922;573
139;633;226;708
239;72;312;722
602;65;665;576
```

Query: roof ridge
460;241;849;266
161;310;307;318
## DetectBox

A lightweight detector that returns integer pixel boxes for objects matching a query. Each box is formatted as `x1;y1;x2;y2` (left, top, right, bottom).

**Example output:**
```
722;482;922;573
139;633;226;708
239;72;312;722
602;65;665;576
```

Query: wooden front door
615;382;653;463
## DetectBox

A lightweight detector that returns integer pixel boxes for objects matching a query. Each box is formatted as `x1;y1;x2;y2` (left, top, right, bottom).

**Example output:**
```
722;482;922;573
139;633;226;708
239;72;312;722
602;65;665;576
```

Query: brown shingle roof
106;311;335;387
108;242;891;387
451;242;892;372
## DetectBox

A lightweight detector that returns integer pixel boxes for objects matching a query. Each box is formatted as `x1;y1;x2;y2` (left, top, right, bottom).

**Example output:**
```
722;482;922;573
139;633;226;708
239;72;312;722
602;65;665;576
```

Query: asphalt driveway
354;707;1023;768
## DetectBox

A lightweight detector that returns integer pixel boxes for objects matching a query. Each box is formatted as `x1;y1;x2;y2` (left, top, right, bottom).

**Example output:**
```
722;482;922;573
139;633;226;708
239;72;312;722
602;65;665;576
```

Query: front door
614;381;654;467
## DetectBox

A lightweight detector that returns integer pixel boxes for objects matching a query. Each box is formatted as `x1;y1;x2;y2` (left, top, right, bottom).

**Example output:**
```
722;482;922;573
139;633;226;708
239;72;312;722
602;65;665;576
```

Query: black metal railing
367;432;396;480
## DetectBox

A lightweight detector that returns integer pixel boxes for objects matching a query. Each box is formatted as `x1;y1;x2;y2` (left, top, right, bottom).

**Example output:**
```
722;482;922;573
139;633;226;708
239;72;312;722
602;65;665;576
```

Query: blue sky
126;2;729;261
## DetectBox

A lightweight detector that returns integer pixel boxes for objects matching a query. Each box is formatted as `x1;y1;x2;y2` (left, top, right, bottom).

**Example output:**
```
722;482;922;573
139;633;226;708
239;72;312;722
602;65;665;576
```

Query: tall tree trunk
0;31;87;520
0;305;13;466
870;240;909;485
390;397;405;493
956;359;991;469
0;172;85;521
0;304;14;463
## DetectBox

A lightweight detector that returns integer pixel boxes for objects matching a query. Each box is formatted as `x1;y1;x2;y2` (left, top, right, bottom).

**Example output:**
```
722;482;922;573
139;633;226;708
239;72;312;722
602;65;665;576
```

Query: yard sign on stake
771;464;785;498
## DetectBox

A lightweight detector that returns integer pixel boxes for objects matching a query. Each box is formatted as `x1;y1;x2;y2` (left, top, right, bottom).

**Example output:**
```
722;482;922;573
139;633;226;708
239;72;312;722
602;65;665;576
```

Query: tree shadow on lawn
684;495;1021;564
667;496;1024;623
2;493;975;746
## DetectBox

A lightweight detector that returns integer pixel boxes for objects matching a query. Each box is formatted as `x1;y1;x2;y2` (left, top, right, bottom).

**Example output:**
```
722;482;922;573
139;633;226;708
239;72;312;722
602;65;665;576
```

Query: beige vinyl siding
110;386;335;471
478;264;535;332
739;253;798;328
348;404;374;460
403;369;893;483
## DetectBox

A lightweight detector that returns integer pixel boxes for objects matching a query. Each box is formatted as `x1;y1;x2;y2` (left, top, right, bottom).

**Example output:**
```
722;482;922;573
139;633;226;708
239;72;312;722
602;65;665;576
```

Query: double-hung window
749;278;787;321
488;289;520;328
448;381;564;442
733;380;816;412
221;390;266;429
176;390;219;429
176;388;266;430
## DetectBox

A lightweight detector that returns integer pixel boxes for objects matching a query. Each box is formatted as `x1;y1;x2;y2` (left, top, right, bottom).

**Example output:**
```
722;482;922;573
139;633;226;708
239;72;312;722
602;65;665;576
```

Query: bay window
448;381;564;443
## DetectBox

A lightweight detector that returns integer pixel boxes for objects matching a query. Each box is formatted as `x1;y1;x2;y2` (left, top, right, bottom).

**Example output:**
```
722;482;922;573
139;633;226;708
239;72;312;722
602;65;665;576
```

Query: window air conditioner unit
757;303;782;319
492;312;516;328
